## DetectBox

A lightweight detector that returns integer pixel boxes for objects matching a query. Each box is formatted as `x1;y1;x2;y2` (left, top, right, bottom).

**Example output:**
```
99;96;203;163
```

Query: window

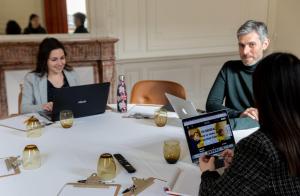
66;0;88;33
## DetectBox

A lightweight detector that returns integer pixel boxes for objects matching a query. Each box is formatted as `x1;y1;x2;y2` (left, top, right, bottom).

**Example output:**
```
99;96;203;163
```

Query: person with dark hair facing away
206;20;270;130
5;20;21;34
199;52;300;195
24;14;47;34
21;38;80;113
73;12;88;33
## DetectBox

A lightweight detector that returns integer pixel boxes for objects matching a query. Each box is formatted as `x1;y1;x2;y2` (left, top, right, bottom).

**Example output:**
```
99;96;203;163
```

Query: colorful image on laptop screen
182;110;235;162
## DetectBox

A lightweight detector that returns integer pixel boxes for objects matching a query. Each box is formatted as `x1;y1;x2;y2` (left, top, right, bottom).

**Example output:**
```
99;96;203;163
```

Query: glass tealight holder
60;110;74;128
163;140;181;164
25;116;42;138
22;144;41;170
97;153;116;181
154;108;168;127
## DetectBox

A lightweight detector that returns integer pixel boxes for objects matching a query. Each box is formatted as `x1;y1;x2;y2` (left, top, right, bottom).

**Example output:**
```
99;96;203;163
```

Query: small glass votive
22;144;41;170
154;108;168;127
25;116;42;138
163;140;181;164
97;153;116;181
60;110;74;128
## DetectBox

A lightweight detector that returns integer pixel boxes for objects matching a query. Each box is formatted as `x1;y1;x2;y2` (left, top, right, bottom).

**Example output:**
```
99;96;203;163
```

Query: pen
122;185;135;194
77;180;114;184
165;190;188;196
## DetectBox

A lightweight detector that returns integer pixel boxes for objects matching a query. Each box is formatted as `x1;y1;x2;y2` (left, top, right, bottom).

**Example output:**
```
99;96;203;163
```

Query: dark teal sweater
206;60;259;130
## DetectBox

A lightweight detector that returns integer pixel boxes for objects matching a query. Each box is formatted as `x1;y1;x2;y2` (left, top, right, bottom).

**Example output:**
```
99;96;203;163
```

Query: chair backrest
130;80;186;105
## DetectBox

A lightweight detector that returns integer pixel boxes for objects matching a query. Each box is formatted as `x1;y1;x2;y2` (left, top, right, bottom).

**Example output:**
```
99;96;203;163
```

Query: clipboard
123;168;183;195
123;177;166;196
0;157;21;178
57;173;121;196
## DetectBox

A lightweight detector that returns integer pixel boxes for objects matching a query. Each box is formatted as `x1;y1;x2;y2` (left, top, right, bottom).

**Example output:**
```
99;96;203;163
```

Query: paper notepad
122;159;185;196
0;113;52;131
121;104;161;116
58;184;119;196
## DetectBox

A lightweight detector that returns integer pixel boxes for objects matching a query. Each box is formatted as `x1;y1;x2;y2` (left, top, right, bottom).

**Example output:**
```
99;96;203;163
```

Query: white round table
0;106;257;196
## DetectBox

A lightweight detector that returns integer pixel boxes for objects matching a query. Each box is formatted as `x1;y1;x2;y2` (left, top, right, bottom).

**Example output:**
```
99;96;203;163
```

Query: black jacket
74;25;88;33
24;26;47;34
199;130;300;195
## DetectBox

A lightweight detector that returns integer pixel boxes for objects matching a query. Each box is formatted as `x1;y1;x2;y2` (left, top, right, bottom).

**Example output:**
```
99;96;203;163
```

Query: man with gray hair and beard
206;20;270;129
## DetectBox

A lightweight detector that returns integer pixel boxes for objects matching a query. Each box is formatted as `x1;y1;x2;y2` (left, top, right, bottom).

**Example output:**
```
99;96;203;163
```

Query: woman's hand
42;102;53;111
221;149;234;169
199;156;215;172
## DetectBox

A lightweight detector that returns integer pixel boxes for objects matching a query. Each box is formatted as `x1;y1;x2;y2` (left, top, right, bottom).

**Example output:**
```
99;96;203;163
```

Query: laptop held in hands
182;110;235;167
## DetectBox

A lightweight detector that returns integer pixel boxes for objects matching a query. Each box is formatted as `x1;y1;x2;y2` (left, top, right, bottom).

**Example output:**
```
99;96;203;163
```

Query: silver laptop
165;93;198;119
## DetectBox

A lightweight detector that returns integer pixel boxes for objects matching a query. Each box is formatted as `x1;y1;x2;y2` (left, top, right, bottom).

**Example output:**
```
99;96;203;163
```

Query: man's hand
240;107;259;120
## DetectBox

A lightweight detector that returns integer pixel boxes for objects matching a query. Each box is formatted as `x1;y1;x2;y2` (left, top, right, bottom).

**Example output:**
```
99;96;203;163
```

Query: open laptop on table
165;93;199;119
182;110;236;167
39;82;110;121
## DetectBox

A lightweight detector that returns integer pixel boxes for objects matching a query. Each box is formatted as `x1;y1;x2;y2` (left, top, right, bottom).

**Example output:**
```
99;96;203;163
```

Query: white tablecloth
0;106;258;196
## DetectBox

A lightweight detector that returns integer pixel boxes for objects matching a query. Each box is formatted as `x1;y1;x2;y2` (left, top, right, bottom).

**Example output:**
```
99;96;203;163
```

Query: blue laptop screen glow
182;110;235;161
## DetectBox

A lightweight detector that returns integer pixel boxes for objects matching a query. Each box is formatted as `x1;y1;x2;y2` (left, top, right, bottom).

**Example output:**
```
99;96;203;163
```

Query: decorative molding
0;37;118;118
116;51;239;64
113;0;273;59
117;52;240;109
145;0;269;51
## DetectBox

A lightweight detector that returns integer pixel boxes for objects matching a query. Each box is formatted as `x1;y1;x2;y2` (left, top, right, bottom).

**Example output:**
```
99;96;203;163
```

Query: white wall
273;0;300;56
117;53;239;110
0;0;44;34
4;0;297;114
109;0;275;109
109;0;274;59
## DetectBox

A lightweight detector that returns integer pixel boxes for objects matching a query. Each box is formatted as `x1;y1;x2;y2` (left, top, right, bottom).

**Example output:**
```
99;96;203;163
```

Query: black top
24;26;47;34
206;60;259;129
47;75;69;102
199;130;300;196
74;25;88;33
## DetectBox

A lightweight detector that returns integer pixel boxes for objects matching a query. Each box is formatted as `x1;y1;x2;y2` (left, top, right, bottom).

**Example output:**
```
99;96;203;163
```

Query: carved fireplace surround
0;37;118;118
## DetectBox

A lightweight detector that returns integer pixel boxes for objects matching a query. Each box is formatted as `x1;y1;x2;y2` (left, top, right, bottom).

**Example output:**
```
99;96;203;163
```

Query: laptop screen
182;110;235;162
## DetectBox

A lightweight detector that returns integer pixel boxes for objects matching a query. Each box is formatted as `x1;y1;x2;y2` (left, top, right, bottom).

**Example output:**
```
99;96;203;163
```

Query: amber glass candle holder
60;110;74;128
154;108;168;127
25;116;42;138
163;140;181;164
22;144;41;170
97;153;116;181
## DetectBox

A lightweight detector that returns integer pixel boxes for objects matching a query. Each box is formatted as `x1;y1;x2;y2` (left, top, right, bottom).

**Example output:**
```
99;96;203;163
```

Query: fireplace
0;37;118;118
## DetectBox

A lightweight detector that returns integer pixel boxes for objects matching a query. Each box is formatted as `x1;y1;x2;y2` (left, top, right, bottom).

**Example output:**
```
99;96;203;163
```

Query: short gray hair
237;20;268;42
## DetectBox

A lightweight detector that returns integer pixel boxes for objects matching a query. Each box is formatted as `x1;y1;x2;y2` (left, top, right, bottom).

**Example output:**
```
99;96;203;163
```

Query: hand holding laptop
199;156;216;172
199;149;234;172
221;149;234;168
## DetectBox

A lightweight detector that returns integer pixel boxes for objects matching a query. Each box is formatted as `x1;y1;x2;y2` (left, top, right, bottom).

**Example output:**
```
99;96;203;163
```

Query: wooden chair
9;84;23;117
18;84;23;114
130;80;186;105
